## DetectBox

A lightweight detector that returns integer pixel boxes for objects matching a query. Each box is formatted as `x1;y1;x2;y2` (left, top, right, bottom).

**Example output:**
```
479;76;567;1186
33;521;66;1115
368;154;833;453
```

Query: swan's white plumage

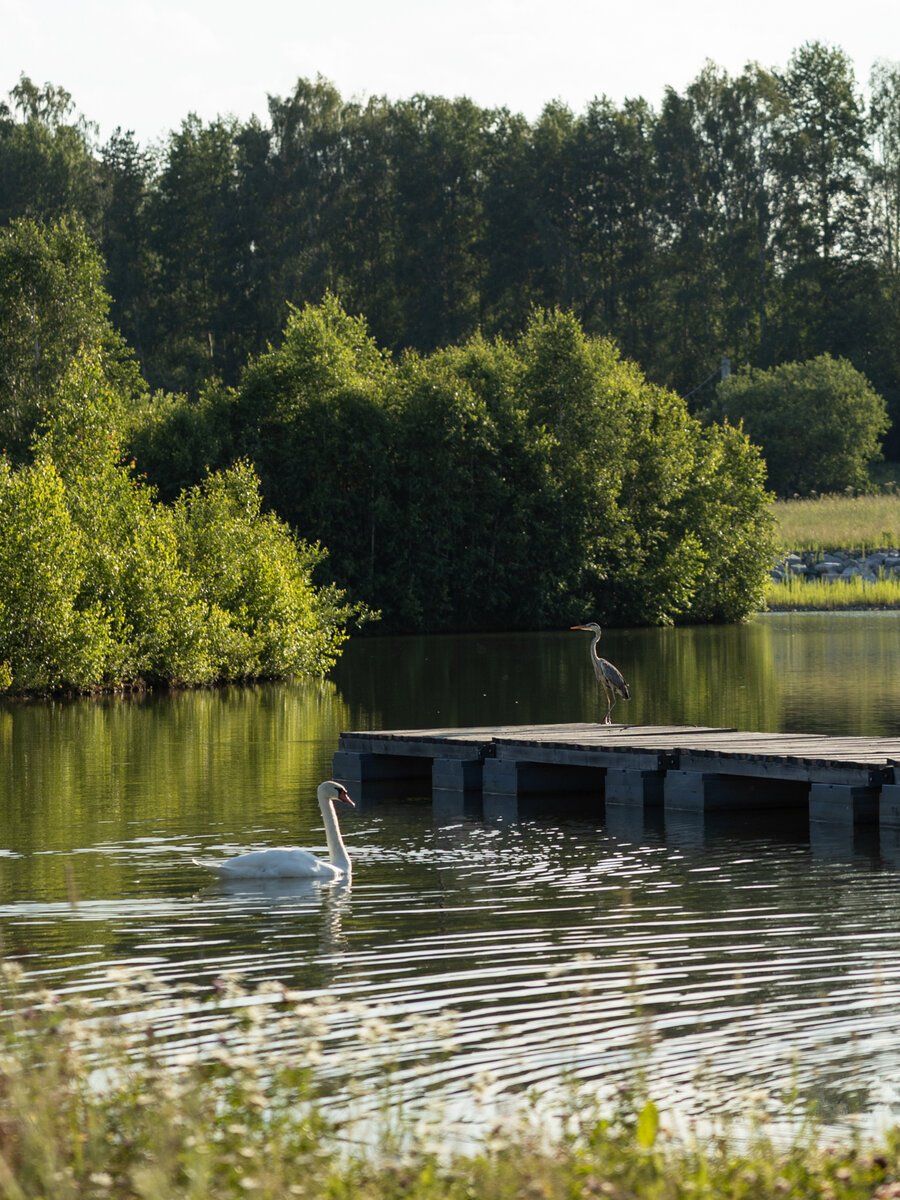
193;780;354;880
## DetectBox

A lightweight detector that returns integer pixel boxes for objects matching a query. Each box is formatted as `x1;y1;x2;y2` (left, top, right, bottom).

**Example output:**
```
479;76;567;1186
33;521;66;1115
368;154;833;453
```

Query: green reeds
765;572;900;610
1;959;898;1200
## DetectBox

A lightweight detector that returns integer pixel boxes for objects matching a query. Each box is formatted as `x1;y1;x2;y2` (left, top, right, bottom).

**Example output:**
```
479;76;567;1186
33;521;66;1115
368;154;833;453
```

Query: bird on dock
571;622;631;725
192;780;355;880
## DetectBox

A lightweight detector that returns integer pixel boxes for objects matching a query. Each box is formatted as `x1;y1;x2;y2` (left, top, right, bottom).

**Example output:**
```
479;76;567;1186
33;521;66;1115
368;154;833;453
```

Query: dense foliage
710;354;890;496
131;296;776;632
0;342;361;694
2;45;900;448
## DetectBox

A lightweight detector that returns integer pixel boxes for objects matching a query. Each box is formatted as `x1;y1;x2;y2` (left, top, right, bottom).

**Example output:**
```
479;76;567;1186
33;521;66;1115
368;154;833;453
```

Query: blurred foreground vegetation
0;960;897;1200
1;960;900;1200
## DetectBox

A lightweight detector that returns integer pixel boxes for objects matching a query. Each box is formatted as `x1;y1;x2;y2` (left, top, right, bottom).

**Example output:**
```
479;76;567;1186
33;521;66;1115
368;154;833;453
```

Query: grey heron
571;622;631;724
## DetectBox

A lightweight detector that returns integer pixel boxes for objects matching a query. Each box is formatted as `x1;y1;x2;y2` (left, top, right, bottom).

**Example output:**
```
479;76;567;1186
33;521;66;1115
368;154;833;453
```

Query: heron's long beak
571;624;587;630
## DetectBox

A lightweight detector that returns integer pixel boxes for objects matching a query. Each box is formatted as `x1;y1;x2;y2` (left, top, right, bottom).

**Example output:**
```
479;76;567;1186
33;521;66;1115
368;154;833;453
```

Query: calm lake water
3;611;900;1132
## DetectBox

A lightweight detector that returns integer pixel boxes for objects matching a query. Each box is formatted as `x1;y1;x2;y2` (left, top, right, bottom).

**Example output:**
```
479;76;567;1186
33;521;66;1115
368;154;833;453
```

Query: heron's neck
319;797;352;874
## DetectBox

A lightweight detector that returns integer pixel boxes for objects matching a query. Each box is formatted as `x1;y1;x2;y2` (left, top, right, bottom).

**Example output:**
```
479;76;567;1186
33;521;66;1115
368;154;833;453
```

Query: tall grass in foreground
765;573;900;610
773;493;900;552
1;961;899;1200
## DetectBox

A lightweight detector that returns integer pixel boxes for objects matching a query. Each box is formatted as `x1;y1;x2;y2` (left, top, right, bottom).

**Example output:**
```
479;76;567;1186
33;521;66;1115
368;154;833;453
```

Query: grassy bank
773;491;900;553
766;487;900;610
1;962;898;1200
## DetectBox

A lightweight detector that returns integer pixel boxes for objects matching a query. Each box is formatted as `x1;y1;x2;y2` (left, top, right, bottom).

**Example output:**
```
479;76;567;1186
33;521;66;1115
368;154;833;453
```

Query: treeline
2;44;900;447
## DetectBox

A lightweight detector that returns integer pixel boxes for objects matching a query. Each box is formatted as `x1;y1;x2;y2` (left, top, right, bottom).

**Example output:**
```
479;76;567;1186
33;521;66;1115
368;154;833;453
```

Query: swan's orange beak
337;786;355;807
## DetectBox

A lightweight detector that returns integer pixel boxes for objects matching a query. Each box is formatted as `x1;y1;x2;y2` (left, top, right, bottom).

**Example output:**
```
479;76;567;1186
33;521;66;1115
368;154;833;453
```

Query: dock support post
664;771;801;813
878;783;900;829
664;771;747;812
331;750;431;784
604;768;664;809
482;758;604;797
809;783;879;826
431;757;484;792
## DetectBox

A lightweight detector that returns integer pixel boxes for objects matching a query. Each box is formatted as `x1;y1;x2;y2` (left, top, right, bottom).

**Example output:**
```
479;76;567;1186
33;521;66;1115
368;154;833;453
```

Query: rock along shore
771;549;900;583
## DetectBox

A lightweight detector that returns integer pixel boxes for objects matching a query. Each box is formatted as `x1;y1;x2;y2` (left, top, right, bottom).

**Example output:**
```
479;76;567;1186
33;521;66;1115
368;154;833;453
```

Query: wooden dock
333;723;900;835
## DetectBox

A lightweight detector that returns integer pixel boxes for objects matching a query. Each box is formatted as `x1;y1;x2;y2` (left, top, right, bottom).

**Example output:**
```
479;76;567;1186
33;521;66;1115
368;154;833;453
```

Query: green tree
652;63;787;391
385;94;491;350
0;453;112;692
0;215;142;461
331;96;406;350
98;128;155;370
574;96;659;363
383;349;518;630
867;61;900;457
515;309;741;626
0;344;365;694
231;294;394;609
174;460;360;677
773;43;873;362
0;76;101;231
34;347;214;684
146;115;248;392
713;353;889;495
681;420;775;621
480;110;543;335
263;77;349;312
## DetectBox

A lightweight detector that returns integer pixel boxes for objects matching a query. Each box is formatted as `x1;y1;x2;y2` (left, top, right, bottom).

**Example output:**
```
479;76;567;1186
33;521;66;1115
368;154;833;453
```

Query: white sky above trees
2;0;898;145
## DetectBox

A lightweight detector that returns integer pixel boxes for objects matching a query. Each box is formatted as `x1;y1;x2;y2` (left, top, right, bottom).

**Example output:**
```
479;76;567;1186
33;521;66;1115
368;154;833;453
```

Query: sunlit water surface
3;613;900;1133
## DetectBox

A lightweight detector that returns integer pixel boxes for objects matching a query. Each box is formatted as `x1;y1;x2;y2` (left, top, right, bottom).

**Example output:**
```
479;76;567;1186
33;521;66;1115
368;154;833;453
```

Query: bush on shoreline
134;300;777;632
0;348;366;695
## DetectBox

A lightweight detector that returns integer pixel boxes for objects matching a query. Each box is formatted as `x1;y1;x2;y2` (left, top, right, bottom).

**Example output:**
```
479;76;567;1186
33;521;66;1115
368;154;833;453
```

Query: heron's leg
608;692;618;723
603;684;613;724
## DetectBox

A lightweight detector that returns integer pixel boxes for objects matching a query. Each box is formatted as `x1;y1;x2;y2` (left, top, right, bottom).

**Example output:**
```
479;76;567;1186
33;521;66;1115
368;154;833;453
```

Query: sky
2;0;899;146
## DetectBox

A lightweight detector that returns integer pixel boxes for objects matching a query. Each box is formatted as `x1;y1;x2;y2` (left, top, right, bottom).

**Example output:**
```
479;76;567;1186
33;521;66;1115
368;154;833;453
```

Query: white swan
192;781;355;880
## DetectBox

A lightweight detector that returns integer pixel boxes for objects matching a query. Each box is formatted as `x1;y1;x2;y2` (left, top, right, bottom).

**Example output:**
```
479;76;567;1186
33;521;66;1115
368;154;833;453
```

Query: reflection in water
331;611;900;735
2;615;900;1130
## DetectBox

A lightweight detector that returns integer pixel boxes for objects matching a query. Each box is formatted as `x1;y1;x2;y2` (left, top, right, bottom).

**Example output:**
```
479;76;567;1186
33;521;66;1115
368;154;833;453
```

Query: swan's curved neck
319;796;352;875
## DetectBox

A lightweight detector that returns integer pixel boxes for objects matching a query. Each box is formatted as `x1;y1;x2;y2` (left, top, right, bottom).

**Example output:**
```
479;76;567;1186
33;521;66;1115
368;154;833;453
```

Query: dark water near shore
3;611;900;1130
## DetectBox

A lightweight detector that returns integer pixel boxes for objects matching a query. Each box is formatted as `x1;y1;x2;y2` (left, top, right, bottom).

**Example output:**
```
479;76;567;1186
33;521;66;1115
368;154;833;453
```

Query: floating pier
333;723;900;839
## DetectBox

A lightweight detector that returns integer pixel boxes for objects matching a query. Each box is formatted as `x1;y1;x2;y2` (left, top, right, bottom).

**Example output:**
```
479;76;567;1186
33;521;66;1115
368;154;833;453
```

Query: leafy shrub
0;347;364;694
713;353;889;497
130;300;777;629
0;215;143;463
174;460;364;678
0;455;113;691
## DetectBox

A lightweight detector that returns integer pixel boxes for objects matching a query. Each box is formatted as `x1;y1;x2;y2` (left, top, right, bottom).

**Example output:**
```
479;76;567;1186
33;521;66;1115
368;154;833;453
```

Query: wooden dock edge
333;724;900;843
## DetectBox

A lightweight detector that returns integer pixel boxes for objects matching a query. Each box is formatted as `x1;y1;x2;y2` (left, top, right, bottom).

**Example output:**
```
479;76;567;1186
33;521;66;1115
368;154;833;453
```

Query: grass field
773;491;900;553
767;478;900;609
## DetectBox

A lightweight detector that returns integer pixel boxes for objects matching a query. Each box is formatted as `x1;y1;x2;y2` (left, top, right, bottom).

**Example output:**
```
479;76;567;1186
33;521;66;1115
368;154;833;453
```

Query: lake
3;611;900;1134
